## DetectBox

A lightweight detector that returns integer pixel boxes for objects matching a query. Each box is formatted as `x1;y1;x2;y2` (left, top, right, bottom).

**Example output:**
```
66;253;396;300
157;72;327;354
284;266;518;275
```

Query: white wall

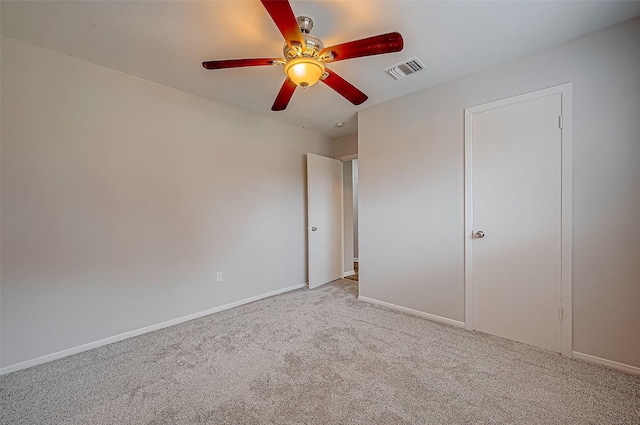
333;133;358;159
0;37;333;369
359;18;640;368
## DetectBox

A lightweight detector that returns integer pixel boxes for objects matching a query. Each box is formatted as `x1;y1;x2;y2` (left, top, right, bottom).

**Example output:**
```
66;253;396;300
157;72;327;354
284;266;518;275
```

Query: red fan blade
202;58;278;70
321;68;368;106
320;32;403;62
260;0;306;50
272;78;297;111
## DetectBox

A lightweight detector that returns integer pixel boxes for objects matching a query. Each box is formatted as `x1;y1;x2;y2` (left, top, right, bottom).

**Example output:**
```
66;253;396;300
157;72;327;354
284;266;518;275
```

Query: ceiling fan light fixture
284;57;325;88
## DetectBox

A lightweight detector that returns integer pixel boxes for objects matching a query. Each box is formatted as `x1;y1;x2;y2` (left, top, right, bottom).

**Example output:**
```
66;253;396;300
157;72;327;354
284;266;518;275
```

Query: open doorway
343;159;359;282
334;132;359;283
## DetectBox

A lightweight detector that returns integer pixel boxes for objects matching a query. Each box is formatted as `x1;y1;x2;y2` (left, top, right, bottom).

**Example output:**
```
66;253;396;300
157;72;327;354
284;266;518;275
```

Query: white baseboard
0;283;306;376
358;296;465;328
343;270;356;277
572;351;640;376
353;258;359;263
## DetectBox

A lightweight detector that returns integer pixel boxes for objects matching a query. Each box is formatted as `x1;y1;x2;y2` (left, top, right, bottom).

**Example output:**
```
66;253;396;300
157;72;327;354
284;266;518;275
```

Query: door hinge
558;115;563;129
558;307;563;321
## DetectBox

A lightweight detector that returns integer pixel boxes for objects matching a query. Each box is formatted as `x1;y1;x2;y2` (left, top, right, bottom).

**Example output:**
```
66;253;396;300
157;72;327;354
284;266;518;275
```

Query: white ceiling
2;1;640;138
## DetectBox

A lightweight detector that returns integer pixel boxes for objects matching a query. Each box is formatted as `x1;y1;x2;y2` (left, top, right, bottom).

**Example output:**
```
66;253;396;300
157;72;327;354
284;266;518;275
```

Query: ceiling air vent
384;57;426;80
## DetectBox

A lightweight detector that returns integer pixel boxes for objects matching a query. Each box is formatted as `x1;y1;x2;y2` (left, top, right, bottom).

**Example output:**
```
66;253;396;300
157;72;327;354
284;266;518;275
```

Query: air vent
384;57;426;80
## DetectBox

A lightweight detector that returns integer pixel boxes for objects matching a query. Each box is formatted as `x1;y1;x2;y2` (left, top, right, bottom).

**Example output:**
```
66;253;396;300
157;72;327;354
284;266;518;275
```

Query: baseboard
353;258;359;263
343;270;356;277
572;351;640;376
0;283;306;376
358;296;465;329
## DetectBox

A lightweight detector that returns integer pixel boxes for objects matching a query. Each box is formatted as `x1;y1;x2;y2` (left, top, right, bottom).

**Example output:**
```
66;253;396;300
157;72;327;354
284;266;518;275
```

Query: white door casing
464;83;573;356
307;153;344;289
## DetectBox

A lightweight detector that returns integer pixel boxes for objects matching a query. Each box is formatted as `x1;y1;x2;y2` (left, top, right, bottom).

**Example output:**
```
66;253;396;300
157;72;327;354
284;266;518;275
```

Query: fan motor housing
283;17;324;59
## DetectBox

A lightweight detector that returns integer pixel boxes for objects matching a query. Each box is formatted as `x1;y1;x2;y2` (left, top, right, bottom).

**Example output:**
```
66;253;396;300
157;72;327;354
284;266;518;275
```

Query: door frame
464;83;573;356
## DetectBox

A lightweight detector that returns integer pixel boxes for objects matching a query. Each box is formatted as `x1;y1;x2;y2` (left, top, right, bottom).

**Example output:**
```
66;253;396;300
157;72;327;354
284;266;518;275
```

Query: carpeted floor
1;279;639;424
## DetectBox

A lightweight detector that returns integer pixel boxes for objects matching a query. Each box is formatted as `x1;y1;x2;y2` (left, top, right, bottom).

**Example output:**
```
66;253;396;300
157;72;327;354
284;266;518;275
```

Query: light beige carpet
1;279;639;424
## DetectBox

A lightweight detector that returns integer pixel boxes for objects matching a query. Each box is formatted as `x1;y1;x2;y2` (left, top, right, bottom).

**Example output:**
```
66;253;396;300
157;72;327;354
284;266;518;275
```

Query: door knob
473;231;485;239
311;227;317;231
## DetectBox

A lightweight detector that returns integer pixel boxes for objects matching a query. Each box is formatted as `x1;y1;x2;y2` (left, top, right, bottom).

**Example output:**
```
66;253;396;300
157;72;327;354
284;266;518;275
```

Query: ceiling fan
202;0;404;111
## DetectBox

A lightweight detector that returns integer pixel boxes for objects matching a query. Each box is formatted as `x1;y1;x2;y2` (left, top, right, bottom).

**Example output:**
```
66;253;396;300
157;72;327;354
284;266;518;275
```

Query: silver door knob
311;227;317;231
473;231;485;239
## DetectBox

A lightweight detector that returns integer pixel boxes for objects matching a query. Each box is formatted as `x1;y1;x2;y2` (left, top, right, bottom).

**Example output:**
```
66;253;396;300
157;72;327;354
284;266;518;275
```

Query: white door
307;153;343;289
472;94;562;352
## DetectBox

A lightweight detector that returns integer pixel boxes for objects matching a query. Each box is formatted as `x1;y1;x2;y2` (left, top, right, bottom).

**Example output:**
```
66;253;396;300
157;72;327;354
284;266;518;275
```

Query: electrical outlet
216;271;223;283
